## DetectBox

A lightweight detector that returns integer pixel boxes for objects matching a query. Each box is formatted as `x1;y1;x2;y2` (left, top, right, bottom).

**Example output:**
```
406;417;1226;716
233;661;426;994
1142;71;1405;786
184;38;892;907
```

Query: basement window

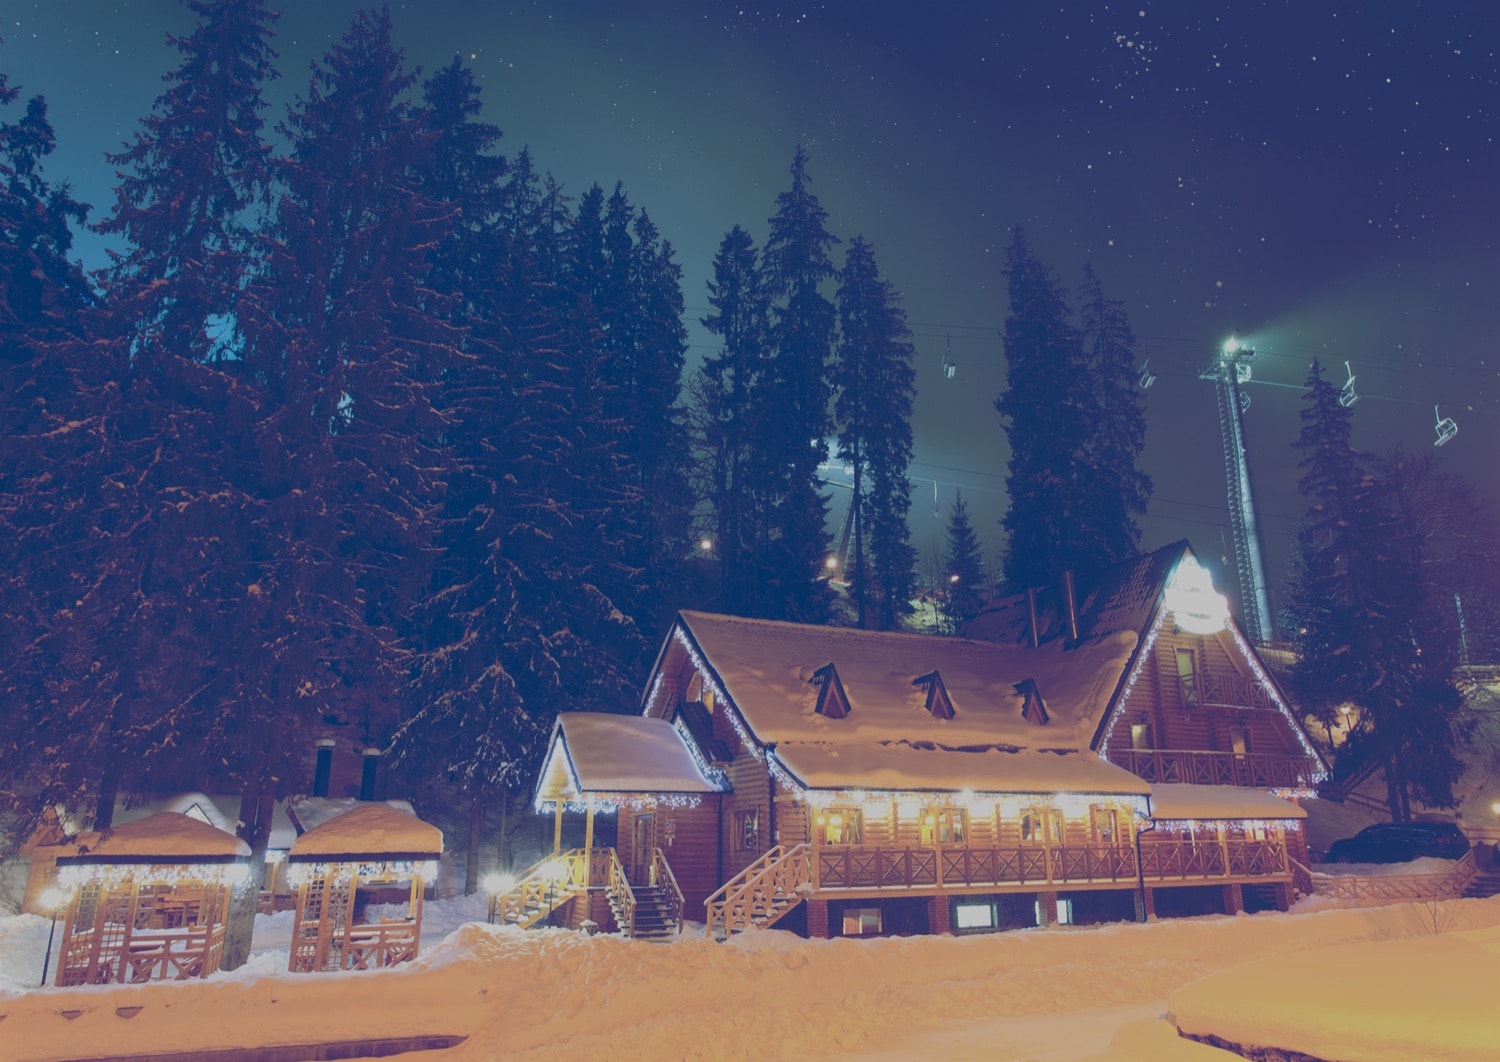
954;902;995;931
842;906;882;936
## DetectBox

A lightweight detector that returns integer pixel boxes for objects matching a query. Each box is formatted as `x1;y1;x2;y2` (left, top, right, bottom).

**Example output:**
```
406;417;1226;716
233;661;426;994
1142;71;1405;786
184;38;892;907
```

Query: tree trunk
465;795;482;895
1383;754;1404;822
221;781;274;971
497;787;510;870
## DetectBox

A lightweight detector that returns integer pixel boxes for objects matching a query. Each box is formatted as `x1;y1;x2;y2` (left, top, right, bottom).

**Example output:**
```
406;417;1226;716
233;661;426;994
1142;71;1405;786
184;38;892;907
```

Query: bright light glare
482;872;516;895
540;858;567;884
38;886;68;913
824;555;839;571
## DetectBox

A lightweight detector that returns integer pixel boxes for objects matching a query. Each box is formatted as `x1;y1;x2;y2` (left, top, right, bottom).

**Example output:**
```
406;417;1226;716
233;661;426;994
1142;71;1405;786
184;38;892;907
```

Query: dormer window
1015;678;1050;726
912;670;955;720
811;662;851;719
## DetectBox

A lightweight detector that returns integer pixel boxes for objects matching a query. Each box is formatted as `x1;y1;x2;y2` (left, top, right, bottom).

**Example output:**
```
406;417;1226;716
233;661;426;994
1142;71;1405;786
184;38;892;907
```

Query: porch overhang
1148;783;1308;825
535;712;729;811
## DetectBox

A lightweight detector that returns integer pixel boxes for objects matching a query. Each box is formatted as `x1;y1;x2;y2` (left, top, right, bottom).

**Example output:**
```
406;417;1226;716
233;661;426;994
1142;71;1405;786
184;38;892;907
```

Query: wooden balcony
1192;671;1275;710
810;838;1288;893
1107;747;1322;789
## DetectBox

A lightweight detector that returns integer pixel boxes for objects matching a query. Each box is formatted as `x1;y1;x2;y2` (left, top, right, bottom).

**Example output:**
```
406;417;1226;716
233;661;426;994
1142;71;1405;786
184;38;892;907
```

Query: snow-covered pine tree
995;227;1093;593
942;493;987;635
759;146;838;622
833;236;915;629
0;76;115;834
228;9;461;957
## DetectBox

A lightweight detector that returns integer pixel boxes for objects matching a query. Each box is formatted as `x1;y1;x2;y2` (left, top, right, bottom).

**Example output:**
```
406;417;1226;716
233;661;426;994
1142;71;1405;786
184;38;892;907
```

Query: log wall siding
662;800;721;916
1113;628;1305;758
722;755;772;881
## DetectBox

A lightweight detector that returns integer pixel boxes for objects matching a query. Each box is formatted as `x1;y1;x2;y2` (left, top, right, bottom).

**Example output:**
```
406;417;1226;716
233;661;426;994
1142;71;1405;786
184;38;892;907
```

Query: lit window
954;902;995;930
1090;805;1120;845
842;906;882;936
920;808;967;845
818;807;862;845
1229;724;1250;758
735;809;760;852
1021;808;1062;845
1176;648;1198;706
1130;722;1153;750
686;670;703;702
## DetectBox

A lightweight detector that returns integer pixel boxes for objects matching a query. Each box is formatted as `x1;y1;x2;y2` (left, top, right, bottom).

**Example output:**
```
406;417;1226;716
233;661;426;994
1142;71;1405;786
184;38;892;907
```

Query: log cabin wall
721;756;771;880
1115;627;1302;756
660;799;720;916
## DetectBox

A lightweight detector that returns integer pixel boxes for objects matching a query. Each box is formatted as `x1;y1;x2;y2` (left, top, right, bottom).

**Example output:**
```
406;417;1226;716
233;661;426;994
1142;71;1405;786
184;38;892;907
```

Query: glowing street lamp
482;872;517;924
38;886;67;987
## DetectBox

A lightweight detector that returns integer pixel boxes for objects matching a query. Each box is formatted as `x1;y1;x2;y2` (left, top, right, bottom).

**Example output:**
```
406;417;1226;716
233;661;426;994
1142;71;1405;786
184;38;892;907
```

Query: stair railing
705;844;811;939
488;849;593;928
605;849;636;937
650;848;685;934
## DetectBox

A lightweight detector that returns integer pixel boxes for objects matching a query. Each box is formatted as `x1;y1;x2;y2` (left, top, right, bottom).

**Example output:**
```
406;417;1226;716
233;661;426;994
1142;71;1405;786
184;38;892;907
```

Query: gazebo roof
58;811;250;865
287;802;442;862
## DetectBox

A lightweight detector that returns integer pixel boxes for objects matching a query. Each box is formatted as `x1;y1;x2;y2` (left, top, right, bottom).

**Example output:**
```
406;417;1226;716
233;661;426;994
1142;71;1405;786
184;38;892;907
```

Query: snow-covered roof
60;812;251;864
678;610;1137;754
112;792;298;850
1149;784;1307;822
287;796;419;836
774;744;1151;796
288;803;442;861
538;714;727;800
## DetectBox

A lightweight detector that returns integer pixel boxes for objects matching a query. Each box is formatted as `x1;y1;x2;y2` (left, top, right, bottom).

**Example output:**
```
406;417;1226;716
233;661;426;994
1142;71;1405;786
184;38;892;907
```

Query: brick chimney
359;747;381;801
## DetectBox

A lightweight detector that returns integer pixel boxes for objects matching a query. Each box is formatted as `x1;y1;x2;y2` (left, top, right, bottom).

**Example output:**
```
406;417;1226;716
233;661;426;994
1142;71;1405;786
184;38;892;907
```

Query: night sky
5;1;1497;623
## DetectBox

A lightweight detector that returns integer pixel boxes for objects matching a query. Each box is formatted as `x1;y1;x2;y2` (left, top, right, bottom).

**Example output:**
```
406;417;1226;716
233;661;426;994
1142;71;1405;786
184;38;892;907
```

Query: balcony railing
1194;671;1275;710
1108;747;1321;788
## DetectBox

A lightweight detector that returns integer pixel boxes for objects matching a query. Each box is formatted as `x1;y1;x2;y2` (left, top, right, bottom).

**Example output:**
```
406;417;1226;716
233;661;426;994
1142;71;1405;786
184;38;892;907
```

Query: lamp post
481;872;516;925
540;858;567;927
38;886;67;987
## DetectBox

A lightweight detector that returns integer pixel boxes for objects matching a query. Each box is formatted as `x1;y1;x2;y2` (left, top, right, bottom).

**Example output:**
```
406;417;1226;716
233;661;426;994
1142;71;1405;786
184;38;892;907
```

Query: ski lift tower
1201;336;1274;644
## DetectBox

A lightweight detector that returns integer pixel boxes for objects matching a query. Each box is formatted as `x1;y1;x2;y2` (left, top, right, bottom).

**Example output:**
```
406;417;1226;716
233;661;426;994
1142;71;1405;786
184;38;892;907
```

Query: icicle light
1098;606;1169;758
535;793;703;815
672;626;763;761
285;859;437;888
57;862;250;888
1151;819;1302;833
1224;626;1328;780
672;715;729;790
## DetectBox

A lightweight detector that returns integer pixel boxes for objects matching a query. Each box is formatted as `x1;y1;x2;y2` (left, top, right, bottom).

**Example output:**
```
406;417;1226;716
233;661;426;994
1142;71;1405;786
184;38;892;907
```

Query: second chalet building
508;541;1328;940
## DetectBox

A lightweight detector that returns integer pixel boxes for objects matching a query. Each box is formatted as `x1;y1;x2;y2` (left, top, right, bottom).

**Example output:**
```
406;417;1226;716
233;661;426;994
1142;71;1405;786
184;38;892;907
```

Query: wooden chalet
286;803;442;972
50;812;249;985
508;541;1327;940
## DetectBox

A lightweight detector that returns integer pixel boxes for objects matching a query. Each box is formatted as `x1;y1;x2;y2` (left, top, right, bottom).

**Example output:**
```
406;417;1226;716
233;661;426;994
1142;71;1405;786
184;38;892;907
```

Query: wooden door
632;813;656;884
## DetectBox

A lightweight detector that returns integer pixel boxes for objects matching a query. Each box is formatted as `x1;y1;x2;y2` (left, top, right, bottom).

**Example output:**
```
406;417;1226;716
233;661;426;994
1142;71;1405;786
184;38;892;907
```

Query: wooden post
553;798;564;855
583;799;596;886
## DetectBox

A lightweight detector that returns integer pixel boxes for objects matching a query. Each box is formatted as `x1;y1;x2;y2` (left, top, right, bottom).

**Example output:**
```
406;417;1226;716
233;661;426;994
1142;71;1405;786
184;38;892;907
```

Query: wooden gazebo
51;811;249;986
286;803;442;973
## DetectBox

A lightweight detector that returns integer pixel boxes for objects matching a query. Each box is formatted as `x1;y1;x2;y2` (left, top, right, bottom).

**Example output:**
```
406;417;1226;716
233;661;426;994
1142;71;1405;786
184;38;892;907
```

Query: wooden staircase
1461;859;1500;900
607;847;685;941
705;844;812;941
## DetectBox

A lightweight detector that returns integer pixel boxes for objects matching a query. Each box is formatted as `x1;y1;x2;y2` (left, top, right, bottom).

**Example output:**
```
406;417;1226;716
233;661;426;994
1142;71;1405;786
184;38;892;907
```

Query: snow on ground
3;890;1498;1061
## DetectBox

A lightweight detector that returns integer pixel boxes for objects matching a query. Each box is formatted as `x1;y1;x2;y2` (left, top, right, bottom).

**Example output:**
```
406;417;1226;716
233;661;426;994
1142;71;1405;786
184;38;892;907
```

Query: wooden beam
553;798;564;855
584;798;596;885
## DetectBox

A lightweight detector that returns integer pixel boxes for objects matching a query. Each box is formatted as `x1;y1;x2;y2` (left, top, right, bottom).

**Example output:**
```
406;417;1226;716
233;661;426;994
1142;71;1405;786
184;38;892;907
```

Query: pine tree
1076;263;1150;562
833;236;915;629
96;0;277;366
693;225;772;616
941;493;987;634
1283;362;1469;819
996;227;1090;592
0;75;112;832
758;146;838;622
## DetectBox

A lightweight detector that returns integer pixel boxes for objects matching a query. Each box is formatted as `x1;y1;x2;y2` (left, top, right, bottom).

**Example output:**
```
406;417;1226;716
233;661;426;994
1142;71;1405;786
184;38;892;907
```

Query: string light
57;862;249;888
672;715;730;790
535;793;703;815
285;859;437;888
672;626;764;761
1152;819;1302;833
1098;606;1169;758
1224;626;1328;780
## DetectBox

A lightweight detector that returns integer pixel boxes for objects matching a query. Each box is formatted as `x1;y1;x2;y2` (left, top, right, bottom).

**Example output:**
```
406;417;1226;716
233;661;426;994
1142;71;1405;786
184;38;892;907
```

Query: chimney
1025;587;1041;648
312;738;336;798
359;747;381;801
1062;570;1079;642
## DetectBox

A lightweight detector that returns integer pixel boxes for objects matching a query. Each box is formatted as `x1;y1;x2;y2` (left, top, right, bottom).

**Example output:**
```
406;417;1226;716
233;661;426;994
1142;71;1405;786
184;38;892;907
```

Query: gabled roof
965;540;1186;648
673;610;1141;794
536;713;728;804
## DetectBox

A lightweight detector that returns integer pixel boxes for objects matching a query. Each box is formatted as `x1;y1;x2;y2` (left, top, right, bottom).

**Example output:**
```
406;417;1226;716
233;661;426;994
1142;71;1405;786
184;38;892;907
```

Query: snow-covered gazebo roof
287;803;442;863
59;811;251;866
109;792;297;850
536;714;728;808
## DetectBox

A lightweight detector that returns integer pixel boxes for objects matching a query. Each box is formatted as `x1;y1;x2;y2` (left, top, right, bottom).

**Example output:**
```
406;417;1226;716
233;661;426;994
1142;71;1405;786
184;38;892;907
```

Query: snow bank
3;894;1497;1061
